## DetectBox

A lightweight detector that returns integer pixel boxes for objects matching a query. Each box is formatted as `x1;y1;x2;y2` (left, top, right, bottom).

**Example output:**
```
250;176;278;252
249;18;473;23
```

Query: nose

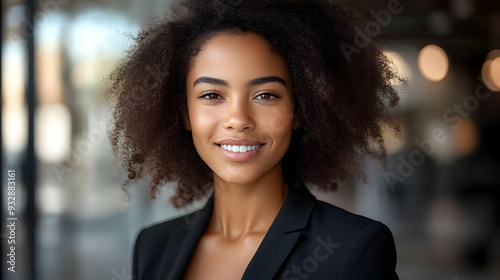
222;97;255;132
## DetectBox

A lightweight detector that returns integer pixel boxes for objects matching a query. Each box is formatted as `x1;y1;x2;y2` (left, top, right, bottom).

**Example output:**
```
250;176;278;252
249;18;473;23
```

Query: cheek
189;107;219;145
258;104;295;139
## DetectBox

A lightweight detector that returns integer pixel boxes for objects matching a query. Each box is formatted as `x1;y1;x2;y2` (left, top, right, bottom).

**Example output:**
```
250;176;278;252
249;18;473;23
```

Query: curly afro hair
106;0;405;208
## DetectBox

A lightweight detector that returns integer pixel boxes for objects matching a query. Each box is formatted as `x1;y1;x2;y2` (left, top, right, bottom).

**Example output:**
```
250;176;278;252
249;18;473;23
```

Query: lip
216;138;264;146
215;139;265;163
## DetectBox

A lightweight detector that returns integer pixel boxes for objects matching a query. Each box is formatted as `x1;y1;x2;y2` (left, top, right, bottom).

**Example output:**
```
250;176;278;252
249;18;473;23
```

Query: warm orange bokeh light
481;54;500;92
453;119;479;157
485;49;500;61
418;44;449;82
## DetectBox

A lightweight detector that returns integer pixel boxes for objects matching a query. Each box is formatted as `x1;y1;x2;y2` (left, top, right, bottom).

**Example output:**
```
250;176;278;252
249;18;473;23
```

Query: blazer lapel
242;180;317;279
159;180;317;280
159;194;215;280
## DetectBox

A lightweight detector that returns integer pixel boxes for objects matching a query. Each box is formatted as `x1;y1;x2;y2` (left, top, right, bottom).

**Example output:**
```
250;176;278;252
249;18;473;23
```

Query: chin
213;168;266;186
216;174;260;186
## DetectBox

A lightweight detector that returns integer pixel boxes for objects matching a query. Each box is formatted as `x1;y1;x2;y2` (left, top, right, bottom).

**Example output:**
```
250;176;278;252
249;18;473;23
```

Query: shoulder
134;209;200;247
132;209;203;279
309;199;392;236
309;199;397;256
305;200;398;279
133;209;202;263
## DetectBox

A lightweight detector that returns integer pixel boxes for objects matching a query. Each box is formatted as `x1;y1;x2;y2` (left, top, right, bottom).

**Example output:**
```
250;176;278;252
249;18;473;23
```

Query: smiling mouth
216;144;264;153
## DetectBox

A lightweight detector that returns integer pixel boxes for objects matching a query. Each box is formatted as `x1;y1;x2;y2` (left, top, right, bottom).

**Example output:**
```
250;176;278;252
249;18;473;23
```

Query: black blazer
132;180;399;279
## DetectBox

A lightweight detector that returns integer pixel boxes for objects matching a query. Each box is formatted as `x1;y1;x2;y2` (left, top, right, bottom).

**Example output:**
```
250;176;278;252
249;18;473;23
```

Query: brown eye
255;92;279;101
199;92;222;101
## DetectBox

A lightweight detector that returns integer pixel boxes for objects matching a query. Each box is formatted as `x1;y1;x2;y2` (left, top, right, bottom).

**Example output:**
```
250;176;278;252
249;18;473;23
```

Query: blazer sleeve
339;222;399;280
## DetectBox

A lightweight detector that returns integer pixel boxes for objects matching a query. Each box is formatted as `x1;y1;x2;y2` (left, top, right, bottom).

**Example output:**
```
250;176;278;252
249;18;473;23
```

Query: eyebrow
193;76;287;87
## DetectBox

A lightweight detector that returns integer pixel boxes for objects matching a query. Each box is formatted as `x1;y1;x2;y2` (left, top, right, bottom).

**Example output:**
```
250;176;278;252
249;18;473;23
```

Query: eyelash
199;92;222;101
255;92;280;101
198;91;280;102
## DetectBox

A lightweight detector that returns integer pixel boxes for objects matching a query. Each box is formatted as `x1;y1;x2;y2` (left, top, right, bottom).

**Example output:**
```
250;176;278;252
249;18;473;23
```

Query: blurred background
1;0;500;279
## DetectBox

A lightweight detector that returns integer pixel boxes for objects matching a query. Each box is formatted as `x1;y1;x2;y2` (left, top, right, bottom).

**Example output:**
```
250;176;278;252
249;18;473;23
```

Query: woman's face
185;32;298;185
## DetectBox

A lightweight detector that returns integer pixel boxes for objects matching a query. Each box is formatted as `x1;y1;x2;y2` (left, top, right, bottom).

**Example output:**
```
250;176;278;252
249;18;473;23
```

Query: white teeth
220;144;262;152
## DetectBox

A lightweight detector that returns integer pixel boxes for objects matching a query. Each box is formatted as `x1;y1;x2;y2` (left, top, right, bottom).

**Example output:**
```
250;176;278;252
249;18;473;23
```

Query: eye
199;92;222;102
255;92;280;101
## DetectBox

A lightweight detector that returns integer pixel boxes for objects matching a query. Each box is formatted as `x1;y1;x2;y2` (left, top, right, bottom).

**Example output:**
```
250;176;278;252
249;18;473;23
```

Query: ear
180;105;191;131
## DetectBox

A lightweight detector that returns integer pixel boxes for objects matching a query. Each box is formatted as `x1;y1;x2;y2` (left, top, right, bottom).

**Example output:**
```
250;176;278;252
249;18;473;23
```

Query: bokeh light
35;104;71;163
481;50;500;92
485;49;500;61
418;44;449;82
453;119;479;157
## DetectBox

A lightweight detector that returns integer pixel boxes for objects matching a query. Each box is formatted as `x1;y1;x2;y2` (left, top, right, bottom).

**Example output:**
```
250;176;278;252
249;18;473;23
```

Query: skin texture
182;32;299;280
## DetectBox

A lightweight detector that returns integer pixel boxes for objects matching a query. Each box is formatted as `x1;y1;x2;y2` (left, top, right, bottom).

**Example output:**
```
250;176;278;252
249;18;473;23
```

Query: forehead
187;32;291;84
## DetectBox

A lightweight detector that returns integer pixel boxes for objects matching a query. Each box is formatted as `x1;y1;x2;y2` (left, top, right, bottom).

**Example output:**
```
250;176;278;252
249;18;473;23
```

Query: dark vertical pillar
23;1;37;280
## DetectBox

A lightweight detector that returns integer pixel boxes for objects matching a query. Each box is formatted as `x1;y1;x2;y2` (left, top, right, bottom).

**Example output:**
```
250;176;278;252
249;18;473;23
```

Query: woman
107;0;404;279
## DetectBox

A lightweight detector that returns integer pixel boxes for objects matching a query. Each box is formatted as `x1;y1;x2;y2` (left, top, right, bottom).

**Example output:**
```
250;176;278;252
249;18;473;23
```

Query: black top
132;180;399;279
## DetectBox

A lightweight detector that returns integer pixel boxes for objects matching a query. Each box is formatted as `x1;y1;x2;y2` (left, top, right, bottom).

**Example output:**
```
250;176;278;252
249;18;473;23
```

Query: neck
207;164;289;241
